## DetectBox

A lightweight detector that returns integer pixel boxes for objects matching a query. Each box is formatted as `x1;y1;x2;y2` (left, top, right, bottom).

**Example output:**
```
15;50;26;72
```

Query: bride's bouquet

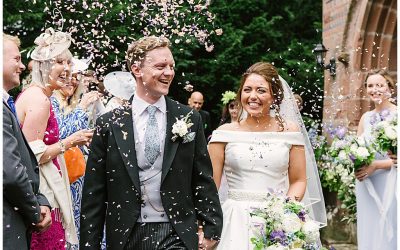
371;110;397;154
249;192;322;250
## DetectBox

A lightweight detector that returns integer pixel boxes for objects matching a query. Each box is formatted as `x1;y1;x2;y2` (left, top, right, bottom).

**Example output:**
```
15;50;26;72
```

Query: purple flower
298;210;306;222
349;154;356;162
380;109;391;120
270;230;287;244
370;113;381;125
335;126;347;139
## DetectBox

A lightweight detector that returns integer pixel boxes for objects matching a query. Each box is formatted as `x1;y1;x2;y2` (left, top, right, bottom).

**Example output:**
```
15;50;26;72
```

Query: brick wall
322;0;397;131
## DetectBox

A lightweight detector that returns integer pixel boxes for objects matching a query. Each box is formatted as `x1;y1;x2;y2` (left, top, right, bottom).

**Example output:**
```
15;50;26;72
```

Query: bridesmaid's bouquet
371;110;397;154
328;132;375;171
249;192;322;250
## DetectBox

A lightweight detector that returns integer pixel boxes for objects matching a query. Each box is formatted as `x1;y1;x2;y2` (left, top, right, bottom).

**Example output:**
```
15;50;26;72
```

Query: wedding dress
212;130;307;249
356;111;397;250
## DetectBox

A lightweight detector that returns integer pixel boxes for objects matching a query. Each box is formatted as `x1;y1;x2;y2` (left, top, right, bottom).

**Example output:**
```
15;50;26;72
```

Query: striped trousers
124;222;187;250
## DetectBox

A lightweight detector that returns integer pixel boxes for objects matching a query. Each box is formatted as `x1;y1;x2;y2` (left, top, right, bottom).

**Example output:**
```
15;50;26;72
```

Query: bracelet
58;140;66;153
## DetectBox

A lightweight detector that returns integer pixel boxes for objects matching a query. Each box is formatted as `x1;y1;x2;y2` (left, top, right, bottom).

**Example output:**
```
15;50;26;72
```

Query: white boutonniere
171;111;196;143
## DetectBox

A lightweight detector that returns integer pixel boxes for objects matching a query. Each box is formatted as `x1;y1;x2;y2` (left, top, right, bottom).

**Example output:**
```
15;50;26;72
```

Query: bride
208;62;326;249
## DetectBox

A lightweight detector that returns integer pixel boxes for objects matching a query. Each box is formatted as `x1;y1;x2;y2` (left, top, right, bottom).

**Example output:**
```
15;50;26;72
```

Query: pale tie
144;105;160;165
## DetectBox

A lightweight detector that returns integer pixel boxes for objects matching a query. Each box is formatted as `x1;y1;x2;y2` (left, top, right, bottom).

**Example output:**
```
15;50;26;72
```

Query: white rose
384;125;397;140
350;143;358;153
280;213;302;233
172;120;188;137
356;147;370;159
266;244;288;250
302;220;320;243
338;150;348;161
356;136;366;146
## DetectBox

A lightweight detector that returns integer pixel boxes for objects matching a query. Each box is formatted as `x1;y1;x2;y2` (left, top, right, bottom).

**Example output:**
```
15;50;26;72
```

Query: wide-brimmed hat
103;71;136;100
31;28;72;61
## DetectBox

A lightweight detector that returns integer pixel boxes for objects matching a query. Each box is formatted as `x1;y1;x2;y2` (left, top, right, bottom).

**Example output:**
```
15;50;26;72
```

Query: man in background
188;91;212;140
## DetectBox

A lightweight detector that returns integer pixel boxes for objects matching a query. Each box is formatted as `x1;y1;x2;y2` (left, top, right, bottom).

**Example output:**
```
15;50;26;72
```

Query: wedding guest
80;35;223;250
15;28;92;249
208;62;326;249
188;91;212;140
3;33;51;250
51;57;102;250
355;68;397;250
218;90;239;126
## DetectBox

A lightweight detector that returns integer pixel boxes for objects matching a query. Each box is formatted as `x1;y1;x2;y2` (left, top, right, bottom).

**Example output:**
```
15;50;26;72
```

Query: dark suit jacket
3;101;50;250
80;97;223;250
199;109;212;140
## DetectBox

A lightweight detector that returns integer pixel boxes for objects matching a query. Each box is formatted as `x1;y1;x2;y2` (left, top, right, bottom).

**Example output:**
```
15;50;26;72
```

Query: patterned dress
51;97;107;249
51;97;88;250
30;104;66;250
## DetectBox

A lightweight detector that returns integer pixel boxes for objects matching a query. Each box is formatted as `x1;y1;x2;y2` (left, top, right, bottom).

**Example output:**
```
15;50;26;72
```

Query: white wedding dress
210;130;306;250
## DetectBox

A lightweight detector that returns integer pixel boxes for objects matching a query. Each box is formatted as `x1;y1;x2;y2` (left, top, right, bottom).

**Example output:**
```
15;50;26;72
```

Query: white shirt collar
132;95;166;115
3;90;10;104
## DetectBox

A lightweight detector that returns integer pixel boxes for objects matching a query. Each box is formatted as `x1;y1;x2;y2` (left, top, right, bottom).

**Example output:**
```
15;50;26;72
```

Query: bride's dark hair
236;62;285;131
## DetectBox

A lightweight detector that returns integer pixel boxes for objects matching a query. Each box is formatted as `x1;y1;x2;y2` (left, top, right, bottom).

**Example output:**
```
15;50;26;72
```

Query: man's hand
33;206;52;232
198;226;217;250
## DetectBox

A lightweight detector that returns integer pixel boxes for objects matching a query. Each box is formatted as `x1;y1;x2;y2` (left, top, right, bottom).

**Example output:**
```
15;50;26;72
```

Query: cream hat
103;71;136;100
31;28;72;61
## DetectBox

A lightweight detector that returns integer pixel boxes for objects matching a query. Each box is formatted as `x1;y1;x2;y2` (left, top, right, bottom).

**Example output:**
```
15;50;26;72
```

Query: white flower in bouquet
355;147;370;159
338;150;348;161
356;136;367;147
266;244;288;250
250;216;266;238
349;143;358;153
279;213;302;233
384;125;397;140
302;220;320;243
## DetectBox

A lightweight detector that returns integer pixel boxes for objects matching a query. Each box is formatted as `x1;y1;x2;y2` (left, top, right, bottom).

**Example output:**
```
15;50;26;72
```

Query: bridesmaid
16;28;92;249
355;68;397;250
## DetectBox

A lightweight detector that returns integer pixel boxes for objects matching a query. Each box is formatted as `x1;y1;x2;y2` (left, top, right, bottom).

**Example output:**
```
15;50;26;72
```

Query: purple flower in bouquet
349;154;356;162
298;210;306;222
335;126;347;139
269;230;287;245
380;109;391;120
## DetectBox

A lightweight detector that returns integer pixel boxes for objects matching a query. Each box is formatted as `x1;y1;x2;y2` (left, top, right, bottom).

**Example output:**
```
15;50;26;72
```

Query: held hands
66;129;94;147
33;206;52;232
198;226;217;250
355;163;376;181
388;150;397;165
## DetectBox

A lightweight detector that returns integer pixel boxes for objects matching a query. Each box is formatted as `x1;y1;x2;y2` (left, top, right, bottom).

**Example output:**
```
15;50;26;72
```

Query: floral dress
51;97;88;250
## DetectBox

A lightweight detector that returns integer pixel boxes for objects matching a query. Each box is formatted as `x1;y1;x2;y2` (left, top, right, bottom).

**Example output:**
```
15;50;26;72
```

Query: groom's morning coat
80;97;223;249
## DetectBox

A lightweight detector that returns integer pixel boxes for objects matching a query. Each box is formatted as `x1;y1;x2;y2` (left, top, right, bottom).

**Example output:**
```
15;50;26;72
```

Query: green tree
4;0;323;129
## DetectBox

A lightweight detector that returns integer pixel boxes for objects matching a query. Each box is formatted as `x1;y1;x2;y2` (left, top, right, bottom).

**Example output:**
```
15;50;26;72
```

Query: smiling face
132;46;175;103
3;40;26;91
48;58;72;90
240;73;274;118
228;100;239;121
365;74;393;105
60;72;80;97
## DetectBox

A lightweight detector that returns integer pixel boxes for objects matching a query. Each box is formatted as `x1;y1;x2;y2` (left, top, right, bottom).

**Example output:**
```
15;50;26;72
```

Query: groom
80;36;223;250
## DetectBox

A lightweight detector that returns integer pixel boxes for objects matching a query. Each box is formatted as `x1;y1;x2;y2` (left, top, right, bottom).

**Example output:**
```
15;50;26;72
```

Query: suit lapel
161;97;180;183
112;105;141;192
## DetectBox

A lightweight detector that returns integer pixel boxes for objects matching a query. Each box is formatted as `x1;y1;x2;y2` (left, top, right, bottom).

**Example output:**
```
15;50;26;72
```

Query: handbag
64;146;86;183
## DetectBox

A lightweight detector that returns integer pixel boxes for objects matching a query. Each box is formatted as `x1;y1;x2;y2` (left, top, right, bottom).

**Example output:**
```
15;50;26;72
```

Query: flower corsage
171;111;196;143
